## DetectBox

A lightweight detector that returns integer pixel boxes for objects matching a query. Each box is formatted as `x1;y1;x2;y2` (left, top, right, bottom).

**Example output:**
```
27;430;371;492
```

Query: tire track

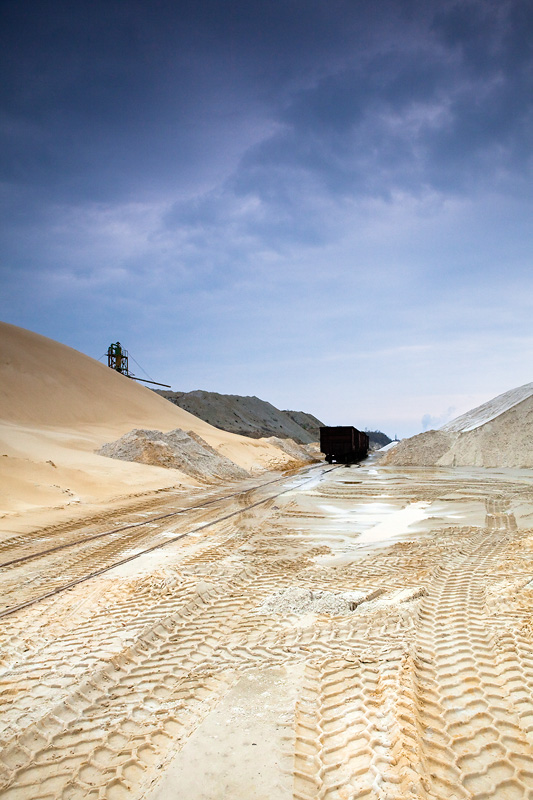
414;499;533;800
0;467;333;619
291;648;429;800
0;564;267;798
4;468;533;799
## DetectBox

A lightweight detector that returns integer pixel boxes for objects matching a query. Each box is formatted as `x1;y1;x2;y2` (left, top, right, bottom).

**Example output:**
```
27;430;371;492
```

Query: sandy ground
2;458;533;799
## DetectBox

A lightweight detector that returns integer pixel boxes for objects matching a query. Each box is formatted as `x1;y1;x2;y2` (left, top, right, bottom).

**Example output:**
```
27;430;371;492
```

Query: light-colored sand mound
98;428;249;482
0;322;302;529
381;430;456;466
383;382;533;468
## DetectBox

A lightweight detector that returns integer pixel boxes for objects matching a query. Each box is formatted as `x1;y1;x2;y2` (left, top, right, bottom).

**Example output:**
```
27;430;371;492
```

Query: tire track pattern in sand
292;651;427;800
0;567;263;799
282;497;533;800
0;469;320;616
3;471;533;799
0;554;410;796
414;498;533;800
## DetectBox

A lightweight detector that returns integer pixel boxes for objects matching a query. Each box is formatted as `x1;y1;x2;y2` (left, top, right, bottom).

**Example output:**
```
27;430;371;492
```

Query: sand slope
155;389;323;443
383;382;533;468
442;382;533;433
281;410;323;440
0;322;301;528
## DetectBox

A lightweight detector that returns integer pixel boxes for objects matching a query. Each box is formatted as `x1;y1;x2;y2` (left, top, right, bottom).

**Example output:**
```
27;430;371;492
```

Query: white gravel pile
383;382;533;468
262;436;316;464
98;428;249;482
378;441;399;452
257;587;373;615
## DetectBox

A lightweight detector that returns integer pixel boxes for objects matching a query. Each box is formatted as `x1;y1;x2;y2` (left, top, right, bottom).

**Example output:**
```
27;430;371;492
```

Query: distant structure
107;342;129;375
106;342;171;388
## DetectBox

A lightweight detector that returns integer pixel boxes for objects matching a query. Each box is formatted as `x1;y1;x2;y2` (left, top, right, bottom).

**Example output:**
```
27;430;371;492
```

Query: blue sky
1;0;533;437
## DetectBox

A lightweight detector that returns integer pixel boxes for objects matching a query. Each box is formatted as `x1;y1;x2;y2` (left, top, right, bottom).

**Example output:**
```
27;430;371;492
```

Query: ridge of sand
261;436;317;465
382;383;533;468
0;322;308;529
155;392;390;450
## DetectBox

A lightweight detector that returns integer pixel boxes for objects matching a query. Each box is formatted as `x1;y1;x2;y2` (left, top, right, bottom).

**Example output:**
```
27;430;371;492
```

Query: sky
1;0;533;438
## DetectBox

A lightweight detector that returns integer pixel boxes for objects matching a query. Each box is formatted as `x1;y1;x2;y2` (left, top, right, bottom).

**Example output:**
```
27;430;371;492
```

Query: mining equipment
320;426;369;464
106;342;171;388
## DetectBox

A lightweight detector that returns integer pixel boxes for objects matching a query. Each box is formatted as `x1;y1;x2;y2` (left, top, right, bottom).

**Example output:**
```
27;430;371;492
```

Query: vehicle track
267;495;533;800
0;466;335;619
0;469;321;570
413;498;533;800
0;555;330;798
2;467;533;799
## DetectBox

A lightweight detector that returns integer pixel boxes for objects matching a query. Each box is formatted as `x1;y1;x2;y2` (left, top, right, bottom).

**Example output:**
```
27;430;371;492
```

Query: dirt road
2;460;533;799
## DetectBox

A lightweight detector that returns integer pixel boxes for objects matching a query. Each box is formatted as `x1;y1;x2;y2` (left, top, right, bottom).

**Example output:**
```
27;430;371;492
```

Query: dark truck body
319;426;369;464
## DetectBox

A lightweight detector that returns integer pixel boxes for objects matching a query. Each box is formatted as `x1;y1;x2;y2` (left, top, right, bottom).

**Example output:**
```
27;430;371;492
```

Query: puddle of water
287;498;410;567
305;500;432;566
316;501;403;532
283;470;329;493
357;502;431;543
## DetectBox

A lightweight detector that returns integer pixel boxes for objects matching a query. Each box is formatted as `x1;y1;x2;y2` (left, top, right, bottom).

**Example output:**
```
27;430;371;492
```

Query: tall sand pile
155;389;323;443
0;322;304;527
280;410;323;441
383;382;533;468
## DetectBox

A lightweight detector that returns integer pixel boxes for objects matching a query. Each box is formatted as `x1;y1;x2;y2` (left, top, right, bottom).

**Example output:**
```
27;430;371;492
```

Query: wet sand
2;460;533;799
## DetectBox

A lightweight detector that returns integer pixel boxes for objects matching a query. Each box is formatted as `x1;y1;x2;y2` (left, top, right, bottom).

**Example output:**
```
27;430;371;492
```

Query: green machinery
107;342;170;388
107;342;129;375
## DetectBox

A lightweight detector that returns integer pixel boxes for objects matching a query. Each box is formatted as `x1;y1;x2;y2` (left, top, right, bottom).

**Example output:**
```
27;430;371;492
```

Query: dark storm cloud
0;0;384;203
2;0;531;212
231;50;446;202
157;0;533;269
233;1;533;205
1;0;240;201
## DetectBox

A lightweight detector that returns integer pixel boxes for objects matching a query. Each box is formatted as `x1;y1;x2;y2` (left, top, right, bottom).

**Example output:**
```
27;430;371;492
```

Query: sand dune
382;382;533;468
0;322;302;531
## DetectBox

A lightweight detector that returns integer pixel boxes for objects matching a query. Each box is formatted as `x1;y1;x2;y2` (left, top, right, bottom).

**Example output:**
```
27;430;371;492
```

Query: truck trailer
319;426;369;464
